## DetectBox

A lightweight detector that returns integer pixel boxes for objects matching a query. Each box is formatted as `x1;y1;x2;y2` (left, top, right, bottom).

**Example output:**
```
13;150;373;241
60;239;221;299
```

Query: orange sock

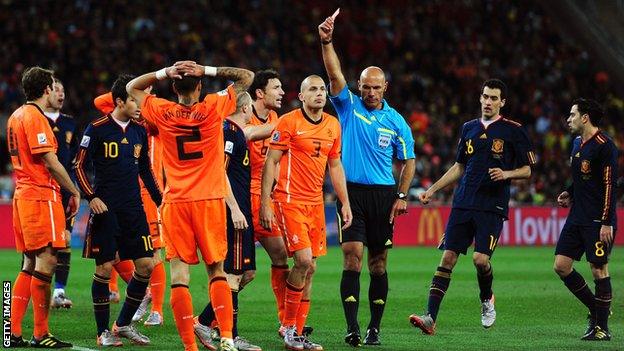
31;271;52;339
296;299;310;335
170;285;197;351
284;281;304;327
114;260;135;283
271;264;289;324
150;261;166;314
11;271;32;336
109;269;119;293
209;277;233;339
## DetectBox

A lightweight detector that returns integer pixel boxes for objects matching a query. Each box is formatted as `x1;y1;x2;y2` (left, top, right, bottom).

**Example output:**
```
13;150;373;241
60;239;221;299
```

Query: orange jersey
140;85;237;202
93;92;115;114
7;103;60;201
248;109;279;195
269;108;341;205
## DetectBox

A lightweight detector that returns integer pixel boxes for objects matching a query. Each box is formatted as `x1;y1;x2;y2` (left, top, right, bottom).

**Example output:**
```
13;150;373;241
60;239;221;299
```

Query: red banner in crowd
394;206;624;246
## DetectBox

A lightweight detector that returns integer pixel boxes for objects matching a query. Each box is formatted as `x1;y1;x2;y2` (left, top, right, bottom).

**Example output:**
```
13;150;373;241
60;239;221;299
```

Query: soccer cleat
299;335;323;350
109;290;120;303
278;324;287;338
302;325;313;337
112;321;150;345
233;336;262;351
218;338;237;351
344;331;362;347
583;313;597;338
97;330;123;347
409;313;436;335
481;295;496;328
143;311;163;326
581;326;611;341
8;334;29;347
283;326;303;350
30;333;73;348
193;317;217;350
51;290;73;309
132;291;152;322
363;328;381;345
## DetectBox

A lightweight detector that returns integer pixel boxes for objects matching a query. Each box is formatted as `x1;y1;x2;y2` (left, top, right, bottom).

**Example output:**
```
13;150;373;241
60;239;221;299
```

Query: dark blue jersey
46;113;78;175
452;117;537;217
75;115;162;210
224;119;251;217
566;131;618;227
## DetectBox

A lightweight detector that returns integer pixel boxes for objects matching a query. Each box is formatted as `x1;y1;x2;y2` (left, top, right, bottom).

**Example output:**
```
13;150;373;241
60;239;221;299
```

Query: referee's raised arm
319;8;347;96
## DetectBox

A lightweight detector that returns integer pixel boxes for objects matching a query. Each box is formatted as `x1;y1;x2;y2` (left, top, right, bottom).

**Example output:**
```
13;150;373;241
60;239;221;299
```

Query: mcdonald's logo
417;208;444;244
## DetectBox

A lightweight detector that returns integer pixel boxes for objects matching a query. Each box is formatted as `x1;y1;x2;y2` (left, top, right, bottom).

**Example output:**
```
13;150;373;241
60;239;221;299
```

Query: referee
319;10;416;347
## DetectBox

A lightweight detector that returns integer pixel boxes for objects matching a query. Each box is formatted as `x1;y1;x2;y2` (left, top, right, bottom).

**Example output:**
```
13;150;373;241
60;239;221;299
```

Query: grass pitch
0;246;621;350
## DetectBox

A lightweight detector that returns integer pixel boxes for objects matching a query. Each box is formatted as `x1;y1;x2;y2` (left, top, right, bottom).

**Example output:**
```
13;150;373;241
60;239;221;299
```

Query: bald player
319;10;416;347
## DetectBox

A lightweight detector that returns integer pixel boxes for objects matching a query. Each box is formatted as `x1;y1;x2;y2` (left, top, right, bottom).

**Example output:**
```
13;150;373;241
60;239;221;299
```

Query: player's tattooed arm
216;67;255;95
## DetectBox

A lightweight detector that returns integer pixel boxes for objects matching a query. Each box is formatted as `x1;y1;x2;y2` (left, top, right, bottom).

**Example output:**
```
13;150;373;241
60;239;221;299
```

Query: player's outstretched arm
319;9;347;96
126;64;184;107
328;158;352;229
260;149;282;230
42;151;81;217
243;122;276;141
420;162;465;204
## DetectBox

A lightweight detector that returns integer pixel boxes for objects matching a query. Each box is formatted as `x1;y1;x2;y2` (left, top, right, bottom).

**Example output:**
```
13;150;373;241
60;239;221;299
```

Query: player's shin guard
284;281;304;327
113;259;135;283
562;269;596;315
271;264;289;324
92;274;111;335
209;277;233;339
296;299;310;335
477;264;493;302
171;285;197;350
11;270;32;337
116;272;150;326
594;277;612;331
341;270;360;332
54;251;71;289
368;272;388;331
150;261;166;314
427;267;452;321
31;271;52;339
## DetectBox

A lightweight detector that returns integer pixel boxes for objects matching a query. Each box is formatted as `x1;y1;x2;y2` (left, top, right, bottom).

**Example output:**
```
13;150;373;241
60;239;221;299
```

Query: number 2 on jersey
176;126;203;160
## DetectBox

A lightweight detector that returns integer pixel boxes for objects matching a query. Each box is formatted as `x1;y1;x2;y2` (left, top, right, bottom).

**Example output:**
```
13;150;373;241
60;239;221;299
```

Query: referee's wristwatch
396;192;407;200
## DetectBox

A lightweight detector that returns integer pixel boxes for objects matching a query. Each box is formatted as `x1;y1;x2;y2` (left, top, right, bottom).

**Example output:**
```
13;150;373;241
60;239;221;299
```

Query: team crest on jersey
133;144;142;158
491;139;504;153
378;133;391;148
65;131;73;144
581;160;591;174
327;128;333;138
271;131;281;142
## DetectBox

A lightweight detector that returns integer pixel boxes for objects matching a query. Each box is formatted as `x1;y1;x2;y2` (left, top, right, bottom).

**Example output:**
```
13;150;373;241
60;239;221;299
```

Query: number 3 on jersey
176;126;203;160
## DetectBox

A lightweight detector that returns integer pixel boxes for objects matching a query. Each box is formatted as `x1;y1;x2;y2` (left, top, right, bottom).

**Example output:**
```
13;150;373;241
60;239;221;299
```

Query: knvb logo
3;281;11;348
417;209;443;244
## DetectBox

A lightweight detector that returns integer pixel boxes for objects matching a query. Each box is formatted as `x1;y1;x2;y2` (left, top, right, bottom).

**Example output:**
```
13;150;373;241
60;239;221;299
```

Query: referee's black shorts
336;182;395;251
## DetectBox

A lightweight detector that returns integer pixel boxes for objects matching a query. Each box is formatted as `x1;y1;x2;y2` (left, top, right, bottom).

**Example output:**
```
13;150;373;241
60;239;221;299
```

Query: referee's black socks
368;272;388;331
341;270;360;333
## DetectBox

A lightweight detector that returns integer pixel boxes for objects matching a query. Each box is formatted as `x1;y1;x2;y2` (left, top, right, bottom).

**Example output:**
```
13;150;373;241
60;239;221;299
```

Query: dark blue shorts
438;208;504;257
82;208;153;265
224;212;256;274
555;221;615;264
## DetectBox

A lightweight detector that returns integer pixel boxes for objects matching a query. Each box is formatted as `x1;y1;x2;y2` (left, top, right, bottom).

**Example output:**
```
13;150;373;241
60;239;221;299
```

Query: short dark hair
111;74;135;106
573;98;604;126
173;76;201;95
21;66;54;101
482;79;507;100
248;69;280;100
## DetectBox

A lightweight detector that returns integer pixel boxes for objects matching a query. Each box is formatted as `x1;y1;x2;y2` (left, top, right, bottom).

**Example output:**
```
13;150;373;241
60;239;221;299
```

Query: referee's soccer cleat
30;333;73;348
409;313;436;335
363;328;381;345
481;295;496;328
581;326;611;341
344;331;362;347
8;334;29;348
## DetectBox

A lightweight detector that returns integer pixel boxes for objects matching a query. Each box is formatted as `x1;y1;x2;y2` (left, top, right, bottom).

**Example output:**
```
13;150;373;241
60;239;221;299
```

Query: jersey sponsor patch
37;133;47;145
378;133;391;148
225;141;234;154
271;131;281;142
80;135;91;147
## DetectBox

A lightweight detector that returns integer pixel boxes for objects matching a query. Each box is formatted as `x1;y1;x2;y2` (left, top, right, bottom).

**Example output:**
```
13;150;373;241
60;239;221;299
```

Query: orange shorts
12;198;66;253
141;191;162;249
161;199;227;265
251;193;281;240
274;202;326;257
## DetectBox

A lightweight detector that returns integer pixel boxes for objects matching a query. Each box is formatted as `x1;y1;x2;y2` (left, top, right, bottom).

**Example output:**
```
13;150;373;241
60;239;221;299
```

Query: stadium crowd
1;0;623;205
